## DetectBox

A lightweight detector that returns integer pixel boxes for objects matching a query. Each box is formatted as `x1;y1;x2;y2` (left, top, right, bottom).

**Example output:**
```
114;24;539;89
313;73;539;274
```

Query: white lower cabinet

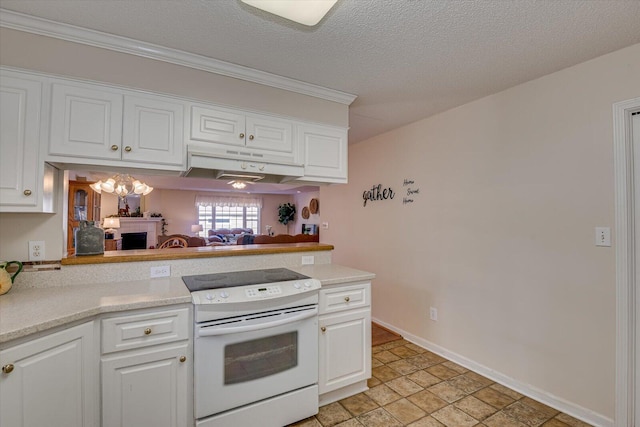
102;343;189;427
101;307;191;427
0;322;98;427
318;281;371;403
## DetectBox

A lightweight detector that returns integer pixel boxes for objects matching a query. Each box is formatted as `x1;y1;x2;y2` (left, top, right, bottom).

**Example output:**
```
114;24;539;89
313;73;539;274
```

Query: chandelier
89;174;153;200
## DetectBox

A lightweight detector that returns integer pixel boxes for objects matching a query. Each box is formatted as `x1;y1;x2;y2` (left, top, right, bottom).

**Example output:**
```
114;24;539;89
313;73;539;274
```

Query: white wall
321;43;640;421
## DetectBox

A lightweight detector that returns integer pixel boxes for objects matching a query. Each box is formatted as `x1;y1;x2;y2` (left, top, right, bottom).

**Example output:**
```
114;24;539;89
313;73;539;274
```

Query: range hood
181;151;304;183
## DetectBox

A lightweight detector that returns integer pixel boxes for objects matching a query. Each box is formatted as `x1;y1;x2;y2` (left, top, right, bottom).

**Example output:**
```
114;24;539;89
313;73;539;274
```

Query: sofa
207;228;253;244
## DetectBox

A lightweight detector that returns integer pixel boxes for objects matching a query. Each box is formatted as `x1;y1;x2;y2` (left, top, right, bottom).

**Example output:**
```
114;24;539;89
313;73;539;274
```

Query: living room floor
289;331;593;427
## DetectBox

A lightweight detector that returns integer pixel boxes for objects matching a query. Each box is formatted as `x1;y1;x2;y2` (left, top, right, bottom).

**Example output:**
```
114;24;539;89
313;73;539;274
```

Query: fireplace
121;232;147;250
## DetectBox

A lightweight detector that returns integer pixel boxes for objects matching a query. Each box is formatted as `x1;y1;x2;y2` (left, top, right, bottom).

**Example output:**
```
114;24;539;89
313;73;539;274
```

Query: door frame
614;96;640;427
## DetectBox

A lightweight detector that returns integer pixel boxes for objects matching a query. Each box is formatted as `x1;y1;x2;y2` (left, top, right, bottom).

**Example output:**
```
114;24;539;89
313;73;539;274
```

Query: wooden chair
157;236;188;249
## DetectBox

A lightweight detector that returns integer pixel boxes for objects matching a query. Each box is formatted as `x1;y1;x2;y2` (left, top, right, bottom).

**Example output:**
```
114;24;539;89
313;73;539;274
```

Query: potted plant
277;203;296;233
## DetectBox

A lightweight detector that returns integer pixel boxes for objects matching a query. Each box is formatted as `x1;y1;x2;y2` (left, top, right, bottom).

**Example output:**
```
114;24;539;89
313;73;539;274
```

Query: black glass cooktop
182;268;309;292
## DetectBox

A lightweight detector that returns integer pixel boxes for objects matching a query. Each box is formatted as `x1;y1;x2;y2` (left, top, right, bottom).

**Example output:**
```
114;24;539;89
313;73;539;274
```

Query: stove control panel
191;278;321;305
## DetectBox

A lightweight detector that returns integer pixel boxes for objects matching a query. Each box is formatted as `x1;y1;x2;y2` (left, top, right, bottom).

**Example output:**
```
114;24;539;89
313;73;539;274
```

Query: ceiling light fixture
241;0;338;26
231;181;247;190
89;174;153;200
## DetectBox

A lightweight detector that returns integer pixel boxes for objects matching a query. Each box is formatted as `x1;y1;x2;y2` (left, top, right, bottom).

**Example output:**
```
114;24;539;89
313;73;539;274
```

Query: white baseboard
371;317;613;427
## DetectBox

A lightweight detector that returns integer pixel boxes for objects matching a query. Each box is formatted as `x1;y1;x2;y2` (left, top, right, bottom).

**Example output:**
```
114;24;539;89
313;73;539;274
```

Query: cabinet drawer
319;282;370;314
102;308;189;354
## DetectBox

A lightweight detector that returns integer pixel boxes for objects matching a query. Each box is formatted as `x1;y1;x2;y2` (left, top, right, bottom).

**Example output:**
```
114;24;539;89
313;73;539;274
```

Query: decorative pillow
208;236;223;243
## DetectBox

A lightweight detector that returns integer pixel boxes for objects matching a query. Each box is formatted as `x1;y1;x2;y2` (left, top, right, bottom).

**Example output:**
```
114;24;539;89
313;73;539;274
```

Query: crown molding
0;9;357;105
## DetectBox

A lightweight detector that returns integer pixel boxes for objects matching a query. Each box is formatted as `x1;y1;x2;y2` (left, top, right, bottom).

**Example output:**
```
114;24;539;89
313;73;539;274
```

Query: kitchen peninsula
61;242;335;265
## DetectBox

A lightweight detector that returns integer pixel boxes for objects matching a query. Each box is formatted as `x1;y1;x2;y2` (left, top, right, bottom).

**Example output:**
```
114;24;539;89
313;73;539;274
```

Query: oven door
194;305;318;419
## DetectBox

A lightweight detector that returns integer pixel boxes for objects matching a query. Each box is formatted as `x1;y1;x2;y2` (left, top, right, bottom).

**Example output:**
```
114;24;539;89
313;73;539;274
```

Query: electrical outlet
150;265;171;278
28;240;45;261
302;255;314;265
321;222;329;229
429;307;438;321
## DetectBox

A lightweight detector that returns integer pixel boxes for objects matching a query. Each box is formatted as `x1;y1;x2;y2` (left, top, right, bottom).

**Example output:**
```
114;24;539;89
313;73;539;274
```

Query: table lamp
191;224;203;237
103;217;120;239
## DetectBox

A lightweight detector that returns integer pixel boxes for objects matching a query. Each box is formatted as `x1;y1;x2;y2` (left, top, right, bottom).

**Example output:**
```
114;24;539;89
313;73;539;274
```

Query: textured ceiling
1;0;640;146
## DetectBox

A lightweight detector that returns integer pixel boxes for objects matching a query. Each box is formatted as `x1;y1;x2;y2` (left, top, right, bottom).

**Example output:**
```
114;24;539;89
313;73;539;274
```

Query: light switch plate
595;227;611;247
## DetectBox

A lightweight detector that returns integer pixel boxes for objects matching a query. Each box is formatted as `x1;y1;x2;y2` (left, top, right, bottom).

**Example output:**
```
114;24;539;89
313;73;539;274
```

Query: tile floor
288;338;593;427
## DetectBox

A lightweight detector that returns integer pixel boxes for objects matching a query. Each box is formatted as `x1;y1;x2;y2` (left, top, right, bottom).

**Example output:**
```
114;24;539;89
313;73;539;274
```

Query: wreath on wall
277;203;296;225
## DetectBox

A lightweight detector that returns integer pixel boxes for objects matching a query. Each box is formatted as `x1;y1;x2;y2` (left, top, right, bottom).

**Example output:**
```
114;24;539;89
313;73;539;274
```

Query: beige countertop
292;264;376;286
61;242;334;265
0;263;374;345
0;278;191;344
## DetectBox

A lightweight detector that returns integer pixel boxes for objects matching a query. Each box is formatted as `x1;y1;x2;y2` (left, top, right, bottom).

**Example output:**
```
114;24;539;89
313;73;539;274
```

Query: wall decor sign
403;178;420;205
363;184;395;206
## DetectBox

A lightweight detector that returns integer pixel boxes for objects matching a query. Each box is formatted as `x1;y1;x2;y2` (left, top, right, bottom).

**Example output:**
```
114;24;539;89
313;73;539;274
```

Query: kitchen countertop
0;278;191;344
293;264;376;286
0;264;374;345
62;242;335;265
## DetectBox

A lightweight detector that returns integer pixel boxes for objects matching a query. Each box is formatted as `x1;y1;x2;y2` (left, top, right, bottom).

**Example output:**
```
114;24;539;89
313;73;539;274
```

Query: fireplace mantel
115;218;162;248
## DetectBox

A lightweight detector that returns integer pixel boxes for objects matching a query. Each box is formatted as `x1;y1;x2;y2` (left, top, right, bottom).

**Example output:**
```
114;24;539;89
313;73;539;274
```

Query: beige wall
321;43;640;419
150;189;291;237
0;28;348;126
291;190;321;236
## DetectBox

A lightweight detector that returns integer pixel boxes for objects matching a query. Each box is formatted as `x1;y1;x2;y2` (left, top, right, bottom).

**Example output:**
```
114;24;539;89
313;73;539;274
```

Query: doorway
614;97;640;427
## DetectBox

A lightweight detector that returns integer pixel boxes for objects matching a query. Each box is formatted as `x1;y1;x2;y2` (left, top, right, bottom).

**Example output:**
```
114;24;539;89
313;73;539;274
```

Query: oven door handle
197;307;318;337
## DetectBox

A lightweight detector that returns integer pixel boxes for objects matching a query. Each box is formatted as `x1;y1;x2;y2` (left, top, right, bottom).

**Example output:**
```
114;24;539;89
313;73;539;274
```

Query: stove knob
219;291;230;299
293;282;301;289
304;281;312;288
206;293;214;301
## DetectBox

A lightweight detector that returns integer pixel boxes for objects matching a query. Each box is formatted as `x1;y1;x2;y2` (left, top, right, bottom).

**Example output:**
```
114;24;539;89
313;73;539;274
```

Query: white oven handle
197;307;318;337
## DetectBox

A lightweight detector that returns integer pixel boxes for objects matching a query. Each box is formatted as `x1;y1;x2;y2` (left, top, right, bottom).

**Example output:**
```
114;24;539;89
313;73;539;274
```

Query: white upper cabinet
190;104;296;164
297;124;348;183
49;82;124;160
122;93;184;165
3;67;349;183
0;70;55;213
191;105;245;147
48;80;185;169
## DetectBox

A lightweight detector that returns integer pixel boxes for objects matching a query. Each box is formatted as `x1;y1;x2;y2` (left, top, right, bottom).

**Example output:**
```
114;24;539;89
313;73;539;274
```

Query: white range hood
181;151;304;183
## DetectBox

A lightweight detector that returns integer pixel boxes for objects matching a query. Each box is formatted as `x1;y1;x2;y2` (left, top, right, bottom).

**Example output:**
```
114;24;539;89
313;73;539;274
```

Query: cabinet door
298;124;348;182
0;72;42;209
123;94;184;166
102;343;189;427
245;114;294;157
319;308;371;394
190;105;245;147
49;82;123;159
0;322;97;427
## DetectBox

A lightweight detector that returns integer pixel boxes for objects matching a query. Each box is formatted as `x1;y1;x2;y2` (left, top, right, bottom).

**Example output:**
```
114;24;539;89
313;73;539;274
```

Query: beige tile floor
288;339;593;427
